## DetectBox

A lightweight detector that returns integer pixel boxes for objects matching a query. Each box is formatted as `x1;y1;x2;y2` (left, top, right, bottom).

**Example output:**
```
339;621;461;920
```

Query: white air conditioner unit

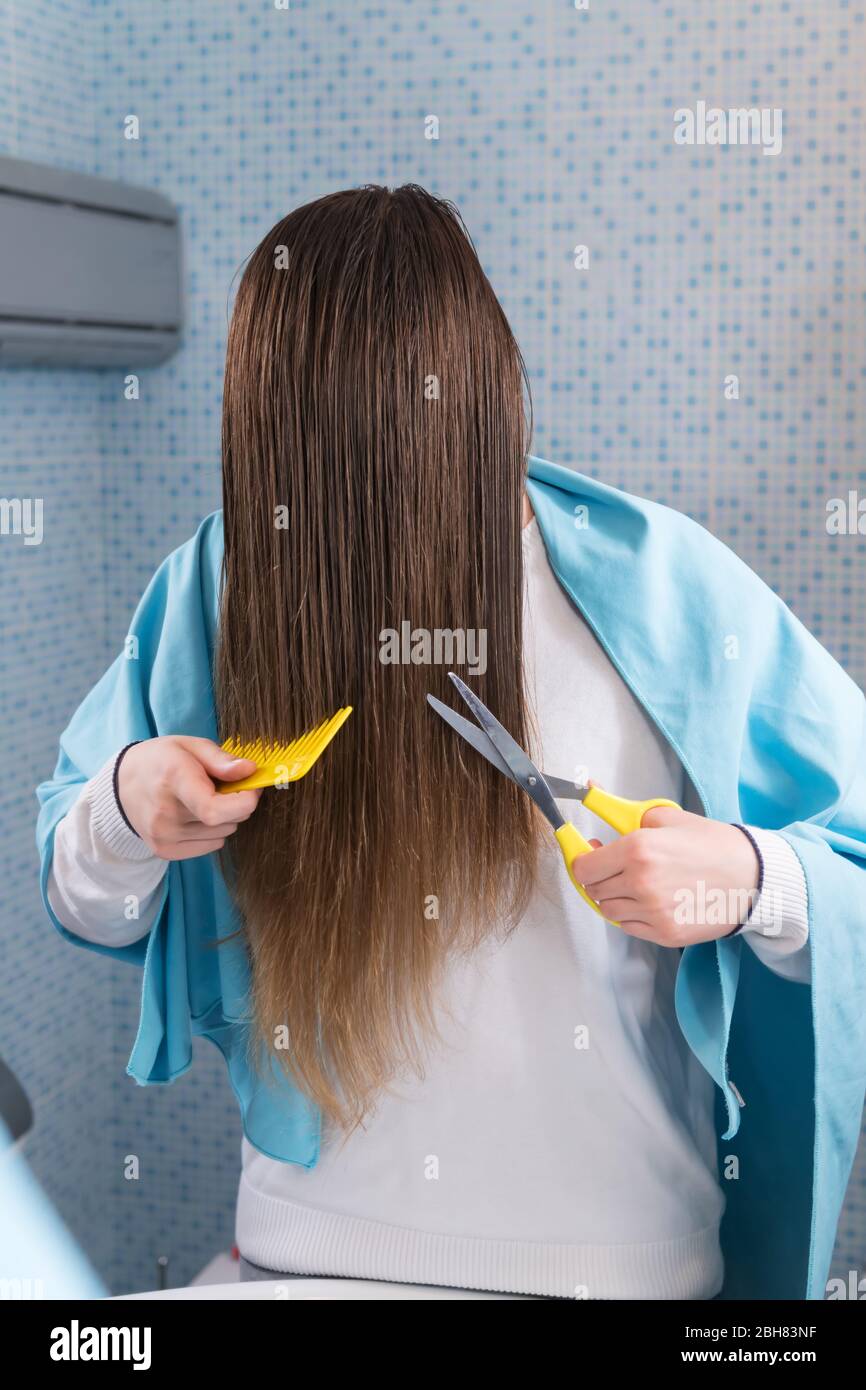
0;157;182;367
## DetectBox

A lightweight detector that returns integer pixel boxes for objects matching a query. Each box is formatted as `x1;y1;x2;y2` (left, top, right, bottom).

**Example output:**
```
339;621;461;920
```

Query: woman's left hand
569;806;760;945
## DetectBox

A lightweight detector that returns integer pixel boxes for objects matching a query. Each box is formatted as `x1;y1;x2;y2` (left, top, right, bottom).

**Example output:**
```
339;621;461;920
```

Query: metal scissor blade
531;772;590;803
427;694;514;782
427;696;589;803
445;672;565;831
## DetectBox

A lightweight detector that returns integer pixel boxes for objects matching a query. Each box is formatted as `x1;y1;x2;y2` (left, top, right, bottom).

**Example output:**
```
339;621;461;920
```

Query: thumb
640;805;685;830
174;736;257;781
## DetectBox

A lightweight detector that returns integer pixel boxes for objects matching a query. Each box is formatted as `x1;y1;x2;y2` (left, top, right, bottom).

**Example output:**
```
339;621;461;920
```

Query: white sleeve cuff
46;751;166;947
86;751;155;862
738;826;811;984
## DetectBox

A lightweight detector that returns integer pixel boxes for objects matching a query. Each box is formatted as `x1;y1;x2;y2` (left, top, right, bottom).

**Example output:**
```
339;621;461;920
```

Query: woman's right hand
116;736;263;860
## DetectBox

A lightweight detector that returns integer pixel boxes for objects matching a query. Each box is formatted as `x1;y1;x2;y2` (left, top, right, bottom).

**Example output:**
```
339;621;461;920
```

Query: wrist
727;824;763;935
737;826;810;951
87;746;154;862
114;741;143;835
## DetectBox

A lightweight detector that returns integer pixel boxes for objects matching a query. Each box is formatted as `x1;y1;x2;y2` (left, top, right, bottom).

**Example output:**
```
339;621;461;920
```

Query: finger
640;806;685;830
173;735;258;783
175;761;261;826
210;787;263;820
613;919;658;941
588;871;633;903
174;822;242;842
174;795;261;831
594;898;645;923
154;838;227;862
215;758;259;783
570;838;631;887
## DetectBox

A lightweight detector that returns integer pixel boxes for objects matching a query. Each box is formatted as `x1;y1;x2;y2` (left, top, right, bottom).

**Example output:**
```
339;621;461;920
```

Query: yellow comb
216;707;353;793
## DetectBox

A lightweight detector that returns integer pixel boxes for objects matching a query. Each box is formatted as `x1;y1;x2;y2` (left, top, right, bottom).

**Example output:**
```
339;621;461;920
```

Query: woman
36;185;866;1299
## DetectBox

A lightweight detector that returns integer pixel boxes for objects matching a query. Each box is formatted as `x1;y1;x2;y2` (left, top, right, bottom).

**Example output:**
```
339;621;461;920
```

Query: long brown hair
216;184;538;1132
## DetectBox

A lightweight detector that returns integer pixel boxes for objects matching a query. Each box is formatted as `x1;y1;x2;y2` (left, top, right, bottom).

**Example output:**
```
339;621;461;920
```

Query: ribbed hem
236;1174;723;1300
87;755;156;862
740;825;809;952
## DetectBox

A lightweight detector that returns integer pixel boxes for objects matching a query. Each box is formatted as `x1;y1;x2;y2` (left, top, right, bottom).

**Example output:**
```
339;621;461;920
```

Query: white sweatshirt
47;517;810;1299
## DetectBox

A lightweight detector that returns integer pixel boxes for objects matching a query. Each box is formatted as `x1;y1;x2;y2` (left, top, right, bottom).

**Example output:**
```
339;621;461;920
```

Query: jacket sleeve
35;542;183;965
671;509;866;1146
46;753;167;948
33;514;251;1088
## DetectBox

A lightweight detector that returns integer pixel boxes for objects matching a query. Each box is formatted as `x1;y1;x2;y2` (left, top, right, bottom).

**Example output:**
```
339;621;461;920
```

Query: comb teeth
217;707;353;791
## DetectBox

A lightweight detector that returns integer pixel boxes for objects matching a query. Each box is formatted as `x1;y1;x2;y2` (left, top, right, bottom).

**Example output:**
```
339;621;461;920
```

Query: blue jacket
35;456;866;1299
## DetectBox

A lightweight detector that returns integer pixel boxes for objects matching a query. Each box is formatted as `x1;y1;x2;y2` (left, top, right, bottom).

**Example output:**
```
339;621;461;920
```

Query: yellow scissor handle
554;792;683;921
554;822;605;916
582;786;681;835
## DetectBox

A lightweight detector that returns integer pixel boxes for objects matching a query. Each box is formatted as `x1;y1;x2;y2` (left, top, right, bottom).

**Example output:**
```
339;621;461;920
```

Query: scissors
428;672;681;920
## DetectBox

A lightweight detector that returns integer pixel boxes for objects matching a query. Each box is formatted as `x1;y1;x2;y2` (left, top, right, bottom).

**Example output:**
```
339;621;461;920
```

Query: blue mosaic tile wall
0;0;117;1283
1;0;863;1294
